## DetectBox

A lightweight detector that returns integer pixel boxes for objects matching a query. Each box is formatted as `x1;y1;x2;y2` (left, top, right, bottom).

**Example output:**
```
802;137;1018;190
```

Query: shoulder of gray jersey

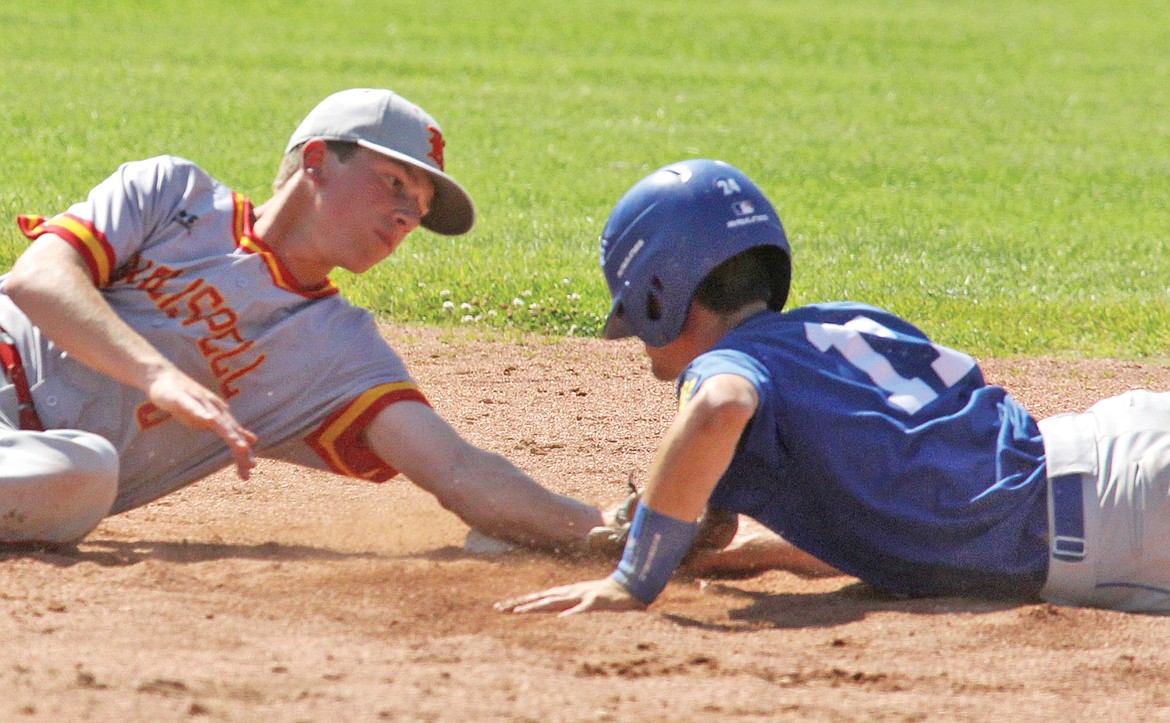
106;155;220;205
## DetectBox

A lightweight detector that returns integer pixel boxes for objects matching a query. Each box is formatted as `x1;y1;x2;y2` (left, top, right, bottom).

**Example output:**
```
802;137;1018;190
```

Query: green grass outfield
2;0;1167;358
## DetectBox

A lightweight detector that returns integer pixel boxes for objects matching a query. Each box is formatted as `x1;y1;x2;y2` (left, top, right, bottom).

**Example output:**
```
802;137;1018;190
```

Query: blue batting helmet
599;159;791;346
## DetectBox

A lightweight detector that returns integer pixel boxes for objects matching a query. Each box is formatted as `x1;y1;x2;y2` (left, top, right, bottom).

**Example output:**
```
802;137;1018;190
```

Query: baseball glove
586;473;739;562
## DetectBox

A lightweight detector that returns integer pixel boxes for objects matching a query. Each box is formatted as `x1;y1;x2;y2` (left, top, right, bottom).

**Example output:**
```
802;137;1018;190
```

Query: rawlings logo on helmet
727;213;770;229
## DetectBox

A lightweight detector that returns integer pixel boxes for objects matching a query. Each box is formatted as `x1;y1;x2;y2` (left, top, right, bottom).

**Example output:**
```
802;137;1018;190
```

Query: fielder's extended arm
363;400;603;552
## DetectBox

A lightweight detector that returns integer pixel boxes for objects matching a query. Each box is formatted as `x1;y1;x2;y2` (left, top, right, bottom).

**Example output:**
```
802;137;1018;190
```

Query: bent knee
0;430;119;545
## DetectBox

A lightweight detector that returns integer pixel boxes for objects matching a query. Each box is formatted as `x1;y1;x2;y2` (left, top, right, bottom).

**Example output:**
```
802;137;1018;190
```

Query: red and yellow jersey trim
17;213;116;287
232;193;339;300
306;382;429;482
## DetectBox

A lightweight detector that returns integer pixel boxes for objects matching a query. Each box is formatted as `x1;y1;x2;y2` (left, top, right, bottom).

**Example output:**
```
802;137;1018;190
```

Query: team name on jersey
116;255;267;428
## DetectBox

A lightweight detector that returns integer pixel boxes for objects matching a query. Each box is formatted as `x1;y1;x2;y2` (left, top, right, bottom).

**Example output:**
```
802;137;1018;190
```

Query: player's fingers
494;595;546;613
215;421;257;480
231;443;257;480
176;394;257;480
558;590;646;616
494;585;567;610
188;413;255;480
495;592;577;614
512;596;580;614
165;394;236;438
557;598;596;616
146;374;258;479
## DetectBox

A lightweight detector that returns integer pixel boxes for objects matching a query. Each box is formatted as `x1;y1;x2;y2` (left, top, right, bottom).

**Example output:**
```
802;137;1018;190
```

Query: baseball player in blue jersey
0;88;602;549
499;158;1170;615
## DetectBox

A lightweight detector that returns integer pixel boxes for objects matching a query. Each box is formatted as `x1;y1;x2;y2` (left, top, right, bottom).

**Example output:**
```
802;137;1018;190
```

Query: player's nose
391;202;423;234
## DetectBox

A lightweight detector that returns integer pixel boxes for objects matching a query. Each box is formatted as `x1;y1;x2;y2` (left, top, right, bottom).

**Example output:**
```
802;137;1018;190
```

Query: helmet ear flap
761;246;792;311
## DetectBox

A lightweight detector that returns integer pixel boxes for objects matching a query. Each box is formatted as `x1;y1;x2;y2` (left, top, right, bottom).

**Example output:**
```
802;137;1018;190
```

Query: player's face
325;149;435;273
643;335;701;381
642;303;722;380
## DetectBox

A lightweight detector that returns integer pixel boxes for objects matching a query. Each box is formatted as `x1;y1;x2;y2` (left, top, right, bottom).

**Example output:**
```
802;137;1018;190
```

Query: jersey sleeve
17;156;207;287
678;348;771;409
251;302;436;484
303;381;430;483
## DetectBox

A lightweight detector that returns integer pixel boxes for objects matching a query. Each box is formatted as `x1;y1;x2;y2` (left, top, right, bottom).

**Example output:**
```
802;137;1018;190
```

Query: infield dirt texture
4;325;1170;721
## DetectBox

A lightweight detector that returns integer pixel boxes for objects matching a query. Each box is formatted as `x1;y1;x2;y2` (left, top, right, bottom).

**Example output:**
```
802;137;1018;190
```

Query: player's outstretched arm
363;401;604;552
500;373;760;614
5;235;257;478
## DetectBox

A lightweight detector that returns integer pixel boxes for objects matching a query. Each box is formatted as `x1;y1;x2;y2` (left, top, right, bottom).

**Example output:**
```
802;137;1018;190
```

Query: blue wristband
610;501;700;605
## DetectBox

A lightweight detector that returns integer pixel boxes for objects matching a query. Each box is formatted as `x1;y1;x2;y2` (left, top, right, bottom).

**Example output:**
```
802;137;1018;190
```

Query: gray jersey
5;156;421;513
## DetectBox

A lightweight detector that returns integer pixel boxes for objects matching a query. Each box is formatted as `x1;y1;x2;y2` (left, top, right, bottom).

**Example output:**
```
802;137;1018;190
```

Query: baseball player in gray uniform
0;87;602;549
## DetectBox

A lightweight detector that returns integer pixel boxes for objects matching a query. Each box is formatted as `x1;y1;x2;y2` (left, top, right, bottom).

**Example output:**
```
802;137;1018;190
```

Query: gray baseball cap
285;88;475;236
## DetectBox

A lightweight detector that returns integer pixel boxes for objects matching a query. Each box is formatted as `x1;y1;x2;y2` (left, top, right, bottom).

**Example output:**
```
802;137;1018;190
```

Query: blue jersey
682;303;1049;598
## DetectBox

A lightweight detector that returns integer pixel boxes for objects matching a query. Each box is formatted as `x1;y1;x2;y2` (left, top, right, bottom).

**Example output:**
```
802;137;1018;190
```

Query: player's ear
681;301;732;353
300;139;329;181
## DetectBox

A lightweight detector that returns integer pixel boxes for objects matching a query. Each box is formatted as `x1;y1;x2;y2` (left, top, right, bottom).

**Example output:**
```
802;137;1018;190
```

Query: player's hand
146;367;258;479
495;577;646;616
586;484;640;559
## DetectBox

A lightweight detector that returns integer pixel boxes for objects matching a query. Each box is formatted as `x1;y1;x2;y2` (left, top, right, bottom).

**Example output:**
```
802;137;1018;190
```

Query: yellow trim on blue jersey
678;376;699;410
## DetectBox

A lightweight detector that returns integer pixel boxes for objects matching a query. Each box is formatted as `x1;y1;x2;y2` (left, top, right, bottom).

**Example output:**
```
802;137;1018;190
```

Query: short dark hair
694;246;791;313
272;140;360;191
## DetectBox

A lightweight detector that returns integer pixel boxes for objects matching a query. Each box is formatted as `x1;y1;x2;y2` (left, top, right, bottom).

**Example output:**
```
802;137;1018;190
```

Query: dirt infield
5;325;1170;721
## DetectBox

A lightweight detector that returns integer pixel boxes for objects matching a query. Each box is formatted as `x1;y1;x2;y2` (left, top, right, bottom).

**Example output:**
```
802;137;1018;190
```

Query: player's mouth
377;228;401;253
